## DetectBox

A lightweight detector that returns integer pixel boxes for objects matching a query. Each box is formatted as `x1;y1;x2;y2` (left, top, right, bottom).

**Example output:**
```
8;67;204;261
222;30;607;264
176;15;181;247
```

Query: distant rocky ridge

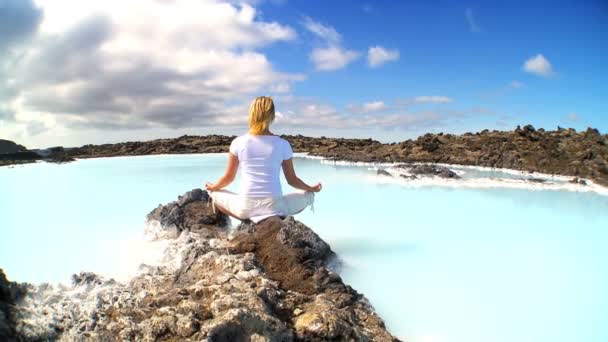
0;190;398;341
0;140;27;154
2;125;607;186
0;144;75;167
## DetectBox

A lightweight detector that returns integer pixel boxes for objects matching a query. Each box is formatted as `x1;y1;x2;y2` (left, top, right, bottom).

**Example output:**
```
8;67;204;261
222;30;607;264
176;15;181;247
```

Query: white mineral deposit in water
1;154;607;342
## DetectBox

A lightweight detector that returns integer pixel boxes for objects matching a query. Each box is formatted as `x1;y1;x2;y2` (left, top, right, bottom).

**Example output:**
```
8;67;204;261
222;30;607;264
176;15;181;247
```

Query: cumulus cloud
347;101;386;114
302;16;359;71
310;46;360;71
367;46;399;68
465;8;481;33
523;54;554;77
0;0;304;140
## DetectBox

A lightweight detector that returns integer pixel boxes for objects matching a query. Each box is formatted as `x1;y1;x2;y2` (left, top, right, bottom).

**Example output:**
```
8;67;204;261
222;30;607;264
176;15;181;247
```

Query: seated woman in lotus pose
205;96;321;223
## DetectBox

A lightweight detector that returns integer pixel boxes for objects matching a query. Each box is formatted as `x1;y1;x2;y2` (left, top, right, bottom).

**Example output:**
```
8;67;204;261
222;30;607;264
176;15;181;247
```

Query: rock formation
0;140;27;154
0;141;75;167
0;190;398;341
59;127;608;186
3;126;606;186
395;164;461;179
376;169;392;177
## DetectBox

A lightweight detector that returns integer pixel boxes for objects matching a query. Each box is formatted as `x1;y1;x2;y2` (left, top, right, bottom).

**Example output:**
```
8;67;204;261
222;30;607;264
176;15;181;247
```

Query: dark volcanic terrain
2;125;607;185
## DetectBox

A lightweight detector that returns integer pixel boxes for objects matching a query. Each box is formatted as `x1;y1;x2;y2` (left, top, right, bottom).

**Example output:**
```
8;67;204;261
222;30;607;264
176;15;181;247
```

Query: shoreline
2;126;606;186
4;151;607;196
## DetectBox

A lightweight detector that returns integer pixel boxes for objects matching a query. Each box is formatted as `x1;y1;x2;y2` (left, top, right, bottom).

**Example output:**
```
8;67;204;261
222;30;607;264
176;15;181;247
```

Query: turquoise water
1;154;607;342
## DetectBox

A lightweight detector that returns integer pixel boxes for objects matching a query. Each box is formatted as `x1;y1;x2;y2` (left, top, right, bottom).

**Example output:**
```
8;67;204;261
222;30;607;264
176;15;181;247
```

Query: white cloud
465;8;481;33
273;96;468;130
347;101;386;114
367;46;400;68
310;46;359;71
413;96;453;104
302;16;360;72
523;54;554;77
1;0;304;144
302;16;341;44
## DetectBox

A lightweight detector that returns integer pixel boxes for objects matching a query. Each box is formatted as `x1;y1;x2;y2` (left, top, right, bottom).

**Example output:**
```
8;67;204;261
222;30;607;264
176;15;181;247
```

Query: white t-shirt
229;133;293;198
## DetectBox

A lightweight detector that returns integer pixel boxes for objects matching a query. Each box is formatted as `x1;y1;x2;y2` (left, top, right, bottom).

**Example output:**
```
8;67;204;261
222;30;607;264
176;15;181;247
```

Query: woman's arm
205;153;239;191
282;158;322;192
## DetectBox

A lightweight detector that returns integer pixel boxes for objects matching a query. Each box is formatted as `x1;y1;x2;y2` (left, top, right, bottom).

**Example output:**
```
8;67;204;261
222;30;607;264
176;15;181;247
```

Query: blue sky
263;0;608;134
0;0;606;148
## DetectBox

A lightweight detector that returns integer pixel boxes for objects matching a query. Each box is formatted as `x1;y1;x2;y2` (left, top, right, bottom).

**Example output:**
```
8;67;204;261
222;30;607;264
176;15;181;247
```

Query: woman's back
229;133;292;198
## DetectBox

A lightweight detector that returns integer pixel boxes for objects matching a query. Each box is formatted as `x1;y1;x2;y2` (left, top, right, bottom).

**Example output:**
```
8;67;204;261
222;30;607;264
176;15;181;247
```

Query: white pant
209;189;315;223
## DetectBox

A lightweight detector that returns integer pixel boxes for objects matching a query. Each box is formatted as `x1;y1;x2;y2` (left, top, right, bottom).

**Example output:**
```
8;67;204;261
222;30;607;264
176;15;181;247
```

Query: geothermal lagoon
1;154;607;342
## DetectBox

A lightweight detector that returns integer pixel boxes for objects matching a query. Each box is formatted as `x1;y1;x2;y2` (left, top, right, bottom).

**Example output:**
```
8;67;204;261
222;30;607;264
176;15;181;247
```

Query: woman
205;96;321;223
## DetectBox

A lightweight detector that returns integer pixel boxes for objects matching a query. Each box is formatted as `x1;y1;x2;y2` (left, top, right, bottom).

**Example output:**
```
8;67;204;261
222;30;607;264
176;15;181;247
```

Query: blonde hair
248;96;275;135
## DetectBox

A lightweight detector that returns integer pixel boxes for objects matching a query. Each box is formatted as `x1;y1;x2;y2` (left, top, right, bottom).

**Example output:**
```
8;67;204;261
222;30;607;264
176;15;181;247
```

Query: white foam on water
370;170;608;196
100;221;201;283
297;153;608;196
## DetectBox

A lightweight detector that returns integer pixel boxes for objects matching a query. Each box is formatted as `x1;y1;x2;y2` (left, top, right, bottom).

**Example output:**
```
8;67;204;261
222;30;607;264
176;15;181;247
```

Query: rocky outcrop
377;169;392;177
59;126;608;186
0;140;27;154
3;190;398;341
0;152;40;167
395;164;461;179
4;126;606;186
0;144;75;167
569;177;587;186
303;127;607;186
68;135;234;159
0;269;28;341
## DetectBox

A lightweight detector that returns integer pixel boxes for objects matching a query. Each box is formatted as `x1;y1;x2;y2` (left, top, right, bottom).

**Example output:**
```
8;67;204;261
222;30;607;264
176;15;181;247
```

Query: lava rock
177;188;207;207
569;177;588;186
377;169;392;176
276;216;332;261
408;164;461;179
523;178;546;183
71;272;104;287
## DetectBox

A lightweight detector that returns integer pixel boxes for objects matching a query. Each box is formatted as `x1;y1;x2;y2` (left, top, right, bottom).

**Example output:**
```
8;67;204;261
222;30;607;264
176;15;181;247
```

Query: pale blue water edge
1;154;607;342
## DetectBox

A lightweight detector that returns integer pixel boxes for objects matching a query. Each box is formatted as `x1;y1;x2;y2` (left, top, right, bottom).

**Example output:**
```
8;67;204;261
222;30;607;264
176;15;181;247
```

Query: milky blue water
1;154;607;342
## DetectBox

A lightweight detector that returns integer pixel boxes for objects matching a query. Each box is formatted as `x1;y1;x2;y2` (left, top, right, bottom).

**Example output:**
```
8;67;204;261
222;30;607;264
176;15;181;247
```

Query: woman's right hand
309;183;322;192
205;182;218;191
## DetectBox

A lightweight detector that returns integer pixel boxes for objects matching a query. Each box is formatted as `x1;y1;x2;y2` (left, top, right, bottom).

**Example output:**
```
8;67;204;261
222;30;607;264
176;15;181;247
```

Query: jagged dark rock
178;188;207;207
0;269;28;341
5;190;398;341
397;164;461;179
377;169;392;176
276;216;332;261
569;177;587;186
71;272;105;287
523;178;546;183
146;188;225;233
